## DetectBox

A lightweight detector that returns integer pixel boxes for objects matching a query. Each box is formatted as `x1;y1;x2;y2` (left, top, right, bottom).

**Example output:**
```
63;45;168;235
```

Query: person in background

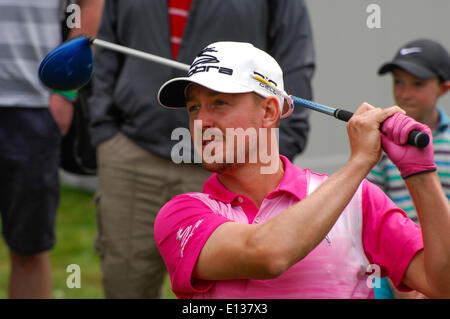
0;0;104;298
368;38;450;299
88;0;315;298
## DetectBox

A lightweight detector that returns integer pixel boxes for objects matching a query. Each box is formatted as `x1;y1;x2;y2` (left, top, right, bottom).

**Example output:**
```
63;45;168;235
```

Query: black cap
378;39;450;81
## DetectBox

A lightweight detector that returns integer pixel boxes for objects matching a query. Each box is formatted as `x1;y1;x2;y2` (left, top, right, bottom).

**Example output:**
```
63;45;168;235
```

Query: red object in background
168;0;193;60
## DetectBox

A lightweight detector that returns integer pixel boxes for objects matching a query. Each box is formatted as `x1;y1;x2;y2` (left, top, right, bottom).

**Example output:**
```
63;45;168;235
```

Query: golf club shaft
88;38;428;148
253;75;428;148
291;96;353;120
91;38;190;72
291;96;429;148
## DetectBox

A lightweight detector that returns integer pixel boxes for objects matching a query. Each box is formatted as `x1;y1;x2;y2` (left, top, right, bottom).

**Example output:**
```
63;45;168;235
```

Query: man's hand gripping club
381;112;436;178
347;103;436;178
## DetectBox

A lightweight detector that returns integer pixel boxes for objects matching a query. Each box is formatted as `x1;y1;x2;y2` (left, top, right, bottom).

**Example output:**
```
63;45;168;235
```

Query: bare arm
195;157;373;280
378;113;450;298
49;0;104;135
388;277;428;299
402;172;450;298
194;104;401;280
70;0;105;39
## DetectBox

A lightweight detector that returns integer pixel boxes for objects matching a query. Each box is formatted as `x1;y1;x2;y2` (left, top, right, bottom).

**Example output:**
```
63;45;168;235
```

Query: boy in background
368;38;450;299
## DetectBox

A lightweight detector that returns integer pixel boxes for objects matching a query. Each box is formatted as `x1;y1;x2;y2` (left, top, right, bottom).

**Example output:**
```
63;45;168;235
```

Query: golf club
252;75;429;148
38;36;189;91
38;36;429;148
293;95;429;148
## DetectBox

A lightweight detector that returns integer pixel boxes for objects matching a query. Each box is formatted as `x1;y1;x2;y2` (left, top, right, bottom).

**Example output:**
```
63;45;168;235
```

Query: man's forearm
70;0;104;39
250;156;372;275
405;172;450;296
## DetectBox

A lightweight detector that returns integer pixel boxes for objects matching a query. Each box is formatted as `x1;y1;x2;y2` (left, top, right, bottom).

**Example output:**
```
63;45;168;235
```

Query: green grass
0;185;175;299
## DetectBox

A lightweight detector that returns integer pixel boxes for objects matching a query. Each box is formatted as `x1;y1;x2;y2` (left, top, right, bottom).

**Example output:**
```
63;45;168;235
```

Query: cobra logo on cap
188;46;233;77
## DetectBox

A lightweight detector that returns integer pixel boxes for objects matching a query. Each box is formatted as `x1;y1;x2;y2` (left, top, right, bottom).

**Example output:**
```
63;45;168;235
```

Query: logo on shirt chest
177;220;203;258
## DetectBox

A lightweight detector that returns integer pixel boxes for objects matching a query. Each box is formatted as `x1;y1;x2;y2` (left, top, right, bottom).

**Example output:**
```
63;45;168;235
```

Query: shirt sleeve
154;193;230;298
361;180;423;291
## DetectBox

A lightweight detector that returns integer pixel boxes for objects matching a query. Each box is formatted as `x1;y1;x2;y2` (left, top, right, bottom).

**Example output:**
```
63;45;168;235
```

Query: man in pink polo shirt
155;41;450;299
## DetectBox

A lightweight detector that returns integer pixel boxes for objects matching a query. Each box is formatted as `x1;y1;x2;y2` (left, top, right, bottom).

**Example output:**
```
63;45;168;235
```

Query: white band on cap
253;74;293;118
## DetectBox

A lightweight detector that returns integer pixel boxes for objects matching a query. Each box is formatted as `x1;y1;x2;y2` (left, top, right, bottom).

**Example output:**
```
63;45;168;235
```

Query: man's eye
214;100;227;106
188;105;200;112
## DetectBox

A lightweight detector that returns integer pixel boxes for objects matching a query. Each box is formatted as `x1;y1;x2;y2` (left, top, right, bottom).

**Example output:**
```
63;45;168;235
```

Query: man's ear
260;96;280;128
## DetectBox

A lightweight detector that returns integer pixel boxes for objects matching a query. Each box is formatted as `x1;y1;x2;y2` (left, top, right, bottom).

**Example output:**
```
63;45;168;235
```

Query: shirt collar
203;155;307;203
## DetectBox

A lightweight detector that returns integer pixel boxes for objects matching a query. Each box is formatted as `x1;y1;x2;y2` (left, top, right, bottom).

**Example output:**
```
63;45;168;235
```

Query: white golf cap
157;41;294;118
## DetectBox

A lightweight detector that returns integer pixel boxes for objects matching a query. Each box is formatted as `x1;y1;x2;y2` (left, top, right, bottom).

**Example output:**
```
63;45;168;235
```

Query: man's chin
201;161;240;174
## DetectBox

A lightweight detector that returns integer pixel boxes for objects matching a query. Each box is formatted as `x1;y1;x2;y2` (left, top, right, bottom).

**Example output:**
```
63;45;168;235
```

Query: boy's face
392;68;448;121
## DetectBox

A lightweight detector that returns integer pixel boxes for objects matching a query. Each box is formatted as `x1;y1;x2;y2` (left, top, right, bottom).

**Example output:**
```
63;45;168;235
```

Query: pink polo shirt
154;156;423;299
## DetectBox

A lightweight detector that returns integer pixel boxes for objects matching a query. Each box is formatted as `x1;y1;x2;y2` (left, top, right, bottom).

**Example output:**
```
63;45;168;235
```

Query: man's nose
196;105;214;129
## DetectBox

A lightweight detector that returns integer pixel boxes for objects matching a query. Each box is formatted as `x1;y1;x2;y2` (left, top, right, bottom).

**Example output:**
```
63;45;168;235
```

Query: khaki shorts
94;133;210;298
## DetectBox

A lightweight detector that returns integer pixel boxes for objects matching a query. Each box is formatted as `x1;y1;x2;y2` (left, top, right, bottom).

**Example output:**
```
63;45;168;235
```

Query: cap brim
158;75;295;119
378;60;436;79
157;78;191;109
158;76;253;109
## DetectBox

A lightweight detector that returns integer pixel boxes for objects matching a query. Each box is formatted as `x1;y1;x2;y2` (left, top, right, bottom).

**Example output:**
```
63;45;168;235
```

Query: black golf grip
333;109;430;148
